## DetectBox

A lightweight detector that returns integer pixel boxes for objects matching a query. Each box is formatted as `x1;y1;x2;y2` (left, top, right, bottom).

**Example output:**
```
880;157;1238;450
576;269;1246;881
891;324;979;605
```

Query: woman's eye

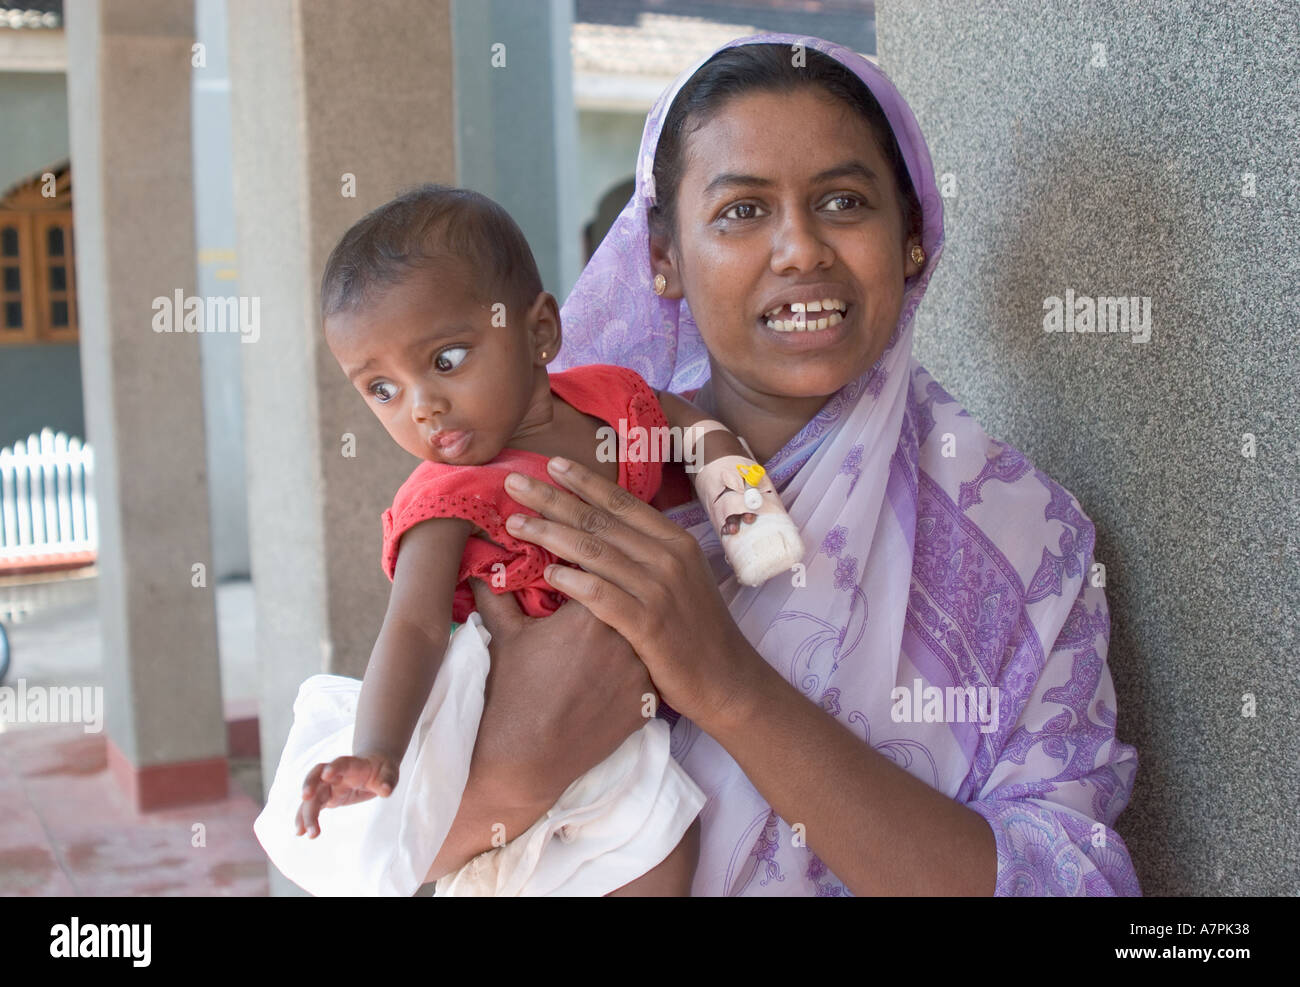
369;380;396;403
722;202;763;221
434;346;469;372
824;194;863;212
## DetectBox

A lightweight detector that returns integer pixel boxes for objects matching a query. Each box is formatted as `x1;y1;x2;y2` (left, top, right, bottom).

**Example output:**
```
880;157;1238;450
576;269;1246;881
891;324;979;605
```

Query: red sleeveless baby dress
381;364;667;622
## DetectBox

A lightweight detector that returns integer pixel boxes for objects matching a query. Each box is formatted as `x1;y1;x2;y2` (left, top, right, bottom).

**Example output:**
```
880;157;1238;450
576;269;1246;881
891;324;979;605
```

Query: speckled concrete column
877;0;1298;894
64;0;228;809
226;0;457;894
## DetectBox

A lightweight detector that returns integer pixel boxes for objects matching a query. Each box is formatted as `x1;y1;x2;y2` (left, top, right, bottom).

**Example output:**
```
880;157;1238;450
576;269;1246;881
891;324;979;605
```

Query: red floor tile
0;722;268;896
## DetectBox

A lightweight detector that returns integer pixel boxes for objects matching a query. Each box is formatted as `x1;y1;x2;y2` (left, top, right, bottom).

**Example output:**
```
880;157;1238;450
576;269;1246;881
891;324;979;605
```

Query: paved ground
1;570;257;702
0;572;270;896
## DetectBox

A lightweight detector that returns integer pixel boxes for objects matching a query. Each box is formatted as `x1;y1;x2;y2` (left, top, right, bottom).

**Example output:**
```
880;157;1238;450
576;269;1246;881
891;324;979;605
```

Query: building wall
0;68;84;450
576;109;643;246
0;71;68;188
452;0;582;299
879;0;1298;895
0;341;83;448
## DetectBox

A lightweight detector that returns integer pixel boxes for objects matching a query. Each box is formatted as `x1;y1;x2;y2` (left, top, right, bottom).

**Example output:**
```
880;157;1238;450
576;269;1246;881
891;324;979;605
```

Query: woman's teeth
762;299;848;332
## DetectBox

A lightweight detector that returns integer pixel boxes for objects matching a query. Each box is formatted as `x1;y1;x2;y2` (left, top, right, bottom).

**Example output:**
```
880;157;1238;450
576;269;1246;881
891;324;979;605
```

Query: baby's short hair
320;183;544;322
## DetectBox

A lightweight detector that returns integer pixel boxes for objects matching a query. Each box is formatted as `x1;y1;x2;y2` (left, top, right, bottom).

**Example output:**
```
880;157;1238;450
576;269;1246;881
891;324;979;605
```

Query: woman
427;33;1140;896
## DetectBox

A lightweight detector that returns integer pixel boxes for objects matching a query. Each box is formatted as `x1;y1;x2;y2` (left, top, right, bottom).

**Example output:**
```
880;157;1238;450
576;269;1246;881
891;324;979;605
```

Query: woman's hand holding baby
500;458;760;732
421;578;656;879
294;753;400;838
463;577;656;807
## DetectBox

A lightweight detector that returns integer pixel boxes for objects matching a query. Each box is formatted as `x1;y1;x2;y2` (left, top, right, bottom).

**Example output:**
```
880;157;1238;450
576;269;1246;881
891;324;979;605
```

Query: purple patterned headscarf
559;34;1140;897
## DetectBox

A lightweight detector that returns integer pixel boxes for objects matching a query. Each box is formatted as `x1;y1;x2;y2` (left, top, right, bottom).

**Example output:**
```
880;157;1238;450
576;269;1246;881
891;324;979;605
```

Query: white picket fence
0;429;98;567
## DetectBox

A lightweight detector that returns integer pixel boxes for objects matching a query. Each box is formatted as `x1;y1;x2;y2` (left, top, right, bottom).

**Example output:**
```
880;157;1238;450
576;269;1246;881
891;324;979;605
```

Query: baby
253;184;802;896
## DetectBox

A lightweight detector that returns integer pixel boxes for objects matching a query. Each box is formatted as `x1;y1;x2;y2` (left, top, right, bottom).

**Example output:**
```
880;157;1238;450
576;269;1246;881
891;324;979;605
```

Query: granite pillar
878;0;1298;894
64;0;228;810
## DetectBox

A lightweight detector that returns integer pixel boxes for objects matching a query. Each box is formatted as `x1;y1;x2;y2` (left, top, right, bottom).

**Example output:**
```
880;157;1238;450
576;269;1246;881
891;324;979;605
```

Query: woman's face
652;87;923;407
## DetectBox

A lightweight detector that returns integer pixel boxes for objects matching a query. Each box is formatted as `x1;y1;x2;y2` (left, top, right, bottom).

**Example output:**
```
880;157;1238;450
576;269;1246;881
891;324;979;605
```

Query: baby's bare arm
656;389;750;464
657;389;761;537
351;517;472;765
655;389;710;432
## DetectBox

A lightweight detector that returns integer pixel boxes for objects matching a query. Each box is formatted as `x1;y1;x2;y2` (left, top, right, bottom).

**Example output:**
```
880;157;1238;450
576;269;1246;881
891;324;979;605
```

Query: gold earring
653;273;667;296
910;245;926;266
539;350;548;360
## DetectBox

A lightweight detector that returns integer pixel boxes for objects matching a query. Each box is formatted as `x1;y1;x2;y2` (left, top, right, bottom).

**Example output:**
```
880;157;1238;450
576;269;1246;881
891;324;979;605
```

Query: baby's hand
294;753;400;839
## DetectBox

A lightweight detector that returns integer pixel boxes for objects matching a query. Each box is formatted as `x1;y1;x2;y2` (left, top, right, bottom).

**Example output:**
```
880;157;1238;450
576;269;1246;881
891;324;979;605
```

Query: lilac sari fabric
557;34;1140;896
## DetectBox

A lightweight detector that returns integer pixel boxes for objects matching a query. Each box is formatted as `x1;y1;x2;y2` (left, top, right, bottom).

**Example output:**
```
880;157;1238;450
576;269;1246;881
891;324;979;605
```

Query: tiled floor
1;573;270;896
0;721;269;896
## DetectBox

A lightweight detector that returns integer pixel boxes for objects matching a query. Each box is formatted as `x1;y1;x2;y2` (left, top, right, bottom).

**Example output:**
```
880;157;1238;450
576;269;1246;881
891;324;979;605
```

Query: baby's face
325;262;540;465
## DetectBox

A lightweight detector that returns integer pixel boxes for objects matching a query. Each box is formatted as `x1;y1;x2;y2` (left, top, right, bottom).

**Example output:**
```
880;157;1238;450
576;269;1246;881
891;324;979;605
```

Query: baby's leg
605;818;700;897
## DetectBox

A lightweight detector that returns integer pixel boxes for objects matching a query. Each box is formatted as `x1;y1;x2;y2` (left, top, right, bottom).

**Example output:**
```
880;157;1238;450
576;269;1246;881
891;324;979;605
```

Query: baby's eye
369;380;396;403
823;194;862;212
435;346;469;373
721;202;763;221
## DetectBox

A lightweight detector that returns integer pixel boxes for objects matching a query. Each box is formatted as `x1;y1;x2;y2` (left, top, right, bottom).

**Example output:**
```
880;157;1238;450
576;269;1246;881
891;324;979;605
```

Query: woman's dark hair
320;183;543;321
651;44;922;244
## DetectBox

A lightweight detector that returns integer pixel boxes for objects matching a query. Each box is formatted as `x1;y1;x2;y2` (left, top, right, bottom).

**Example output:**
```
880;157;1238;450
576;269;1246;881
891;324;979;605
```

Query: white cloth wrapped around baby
253;612;706;896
